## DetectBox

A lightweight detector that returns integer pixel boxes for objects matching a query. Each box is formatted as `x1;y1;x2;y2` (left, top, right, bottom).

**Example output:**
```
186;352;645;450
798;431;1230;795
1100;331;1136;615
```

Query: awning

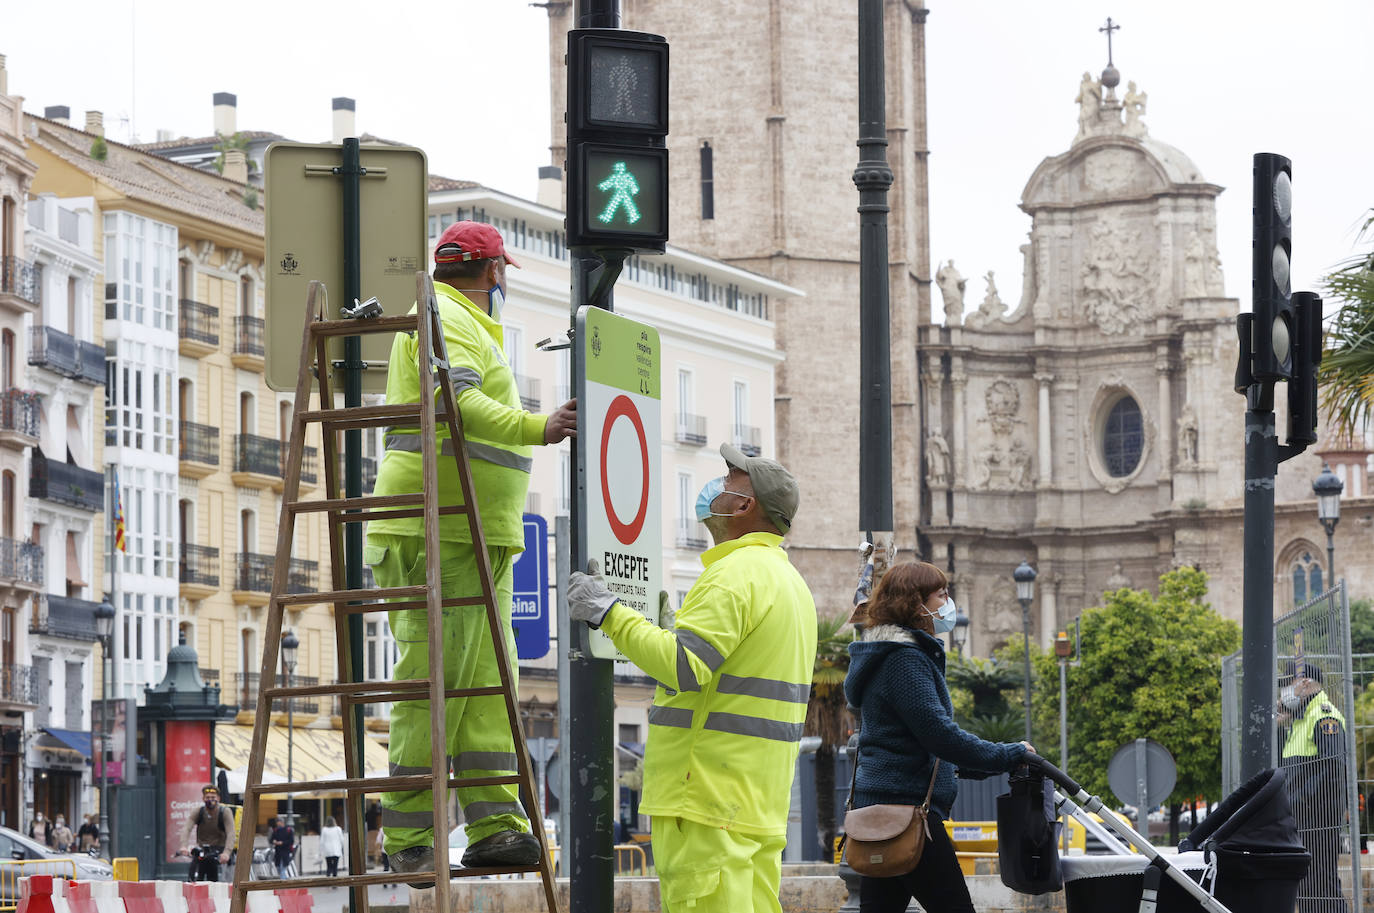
215;723;390;796
40;727;92;758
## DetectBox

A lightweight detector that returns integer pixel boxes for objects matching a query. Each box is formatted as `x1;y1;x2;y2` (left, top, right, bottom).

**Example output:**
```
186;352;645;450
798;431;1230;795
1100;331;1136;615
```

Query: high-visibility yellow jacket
602;532;818;836
368;283;547;548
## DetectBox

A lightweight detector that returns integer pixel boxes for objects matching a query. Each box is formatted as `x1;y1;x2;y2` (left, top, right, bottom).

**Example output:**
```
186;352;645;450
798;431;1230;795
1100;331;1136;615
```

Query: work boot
387;845;451;889
461;830;541;868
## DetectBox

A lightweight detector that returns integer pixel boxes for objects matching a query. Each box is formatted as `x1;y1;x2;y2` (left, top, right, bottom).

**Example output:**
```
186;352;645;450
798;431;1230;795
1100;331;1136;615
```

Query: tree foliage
1318;209;1374;443
213;131;260;177
946;653;1025;740
996;568;1239;805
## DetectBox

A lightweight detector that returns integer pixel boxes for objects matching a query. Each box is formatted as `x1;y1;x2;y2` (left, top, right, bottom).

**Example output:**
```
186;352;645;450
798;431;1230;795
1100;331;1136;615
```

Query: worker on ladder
366;221;577;881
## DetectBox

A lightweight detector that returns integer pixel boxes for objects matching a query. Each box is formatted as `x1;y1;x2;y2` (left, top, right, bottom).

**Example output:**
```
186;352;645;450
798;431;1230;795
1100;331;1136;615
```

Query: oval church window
1102;397;1144;477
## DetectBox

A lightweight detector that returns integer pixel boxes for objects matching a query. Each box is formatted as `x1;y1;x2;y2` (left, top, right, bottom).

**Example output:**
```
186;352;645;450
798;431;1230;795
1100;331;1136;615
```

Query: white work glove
567;560;620;628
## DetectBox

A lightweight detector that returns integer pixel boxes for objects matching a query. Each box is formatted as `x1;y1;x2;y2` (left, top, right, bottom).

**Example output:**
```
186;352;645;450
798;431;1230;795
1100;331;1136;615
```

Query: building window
1102;396;1143;478
1292;551;1325;606
700;142;714;220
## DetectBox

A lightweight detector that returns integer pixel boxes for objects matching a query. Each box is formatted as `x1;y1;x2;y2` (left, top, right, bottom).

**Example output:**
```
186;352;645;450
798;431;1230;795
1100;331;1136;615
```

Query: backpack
195;805;231;840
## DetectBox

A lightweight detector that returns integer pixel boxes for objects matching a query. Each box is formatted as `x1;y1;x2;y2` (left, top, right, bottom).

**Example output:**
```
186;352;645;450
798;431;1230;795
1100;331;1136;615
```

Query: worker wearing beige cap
569;444;817;912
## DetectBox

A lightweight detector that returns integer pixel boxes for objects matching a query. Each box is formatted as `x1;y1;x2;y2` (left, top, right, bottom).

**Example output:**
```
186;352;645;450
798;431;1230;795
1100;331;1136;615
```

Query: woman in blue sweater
845;561;1034;913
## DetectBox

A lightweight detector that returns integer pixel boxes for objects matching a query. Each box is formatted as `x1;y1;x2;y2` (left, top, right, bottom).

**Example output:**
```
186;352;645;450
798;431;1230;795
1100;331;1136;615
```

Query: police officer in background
1278;661;1350;913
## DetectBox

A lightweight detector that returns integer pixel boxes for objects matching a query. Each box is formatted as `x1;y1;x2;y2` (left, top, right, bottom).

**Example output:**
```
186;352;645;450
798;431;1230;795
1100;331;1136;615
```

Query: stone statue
1008;439;1034;490
925;433;951;488
965;271;1007;328
935;259;967;325
1177;406;1199;465
1106;561;1133;591
1183;231;1207;298
1074;72;1102;143
1123;81;1148;138
972;442;1002;489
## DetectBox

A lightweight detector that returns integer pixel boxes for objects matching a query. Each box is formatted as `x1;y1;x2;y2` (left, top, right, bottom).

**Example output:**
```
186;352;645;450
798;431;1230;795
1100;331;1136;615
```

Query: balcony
675;414;707;446
0;663;40;713
180;543;220;600
179;421;220;479
232;552;273;605
178;299;220;357
231;315;265;371
275;445;318;493
232;433;281;489
0;389;40;451
731;423;762;458
332;455;377;494
331;685;389;731
198;668;220;687
0;537;43;590
515;374;541;411
30;449;105;513
287;558;318;594
0;256;41;313
675;521;709;551
29;327;104;386
30;593;101;642
233;672;320;722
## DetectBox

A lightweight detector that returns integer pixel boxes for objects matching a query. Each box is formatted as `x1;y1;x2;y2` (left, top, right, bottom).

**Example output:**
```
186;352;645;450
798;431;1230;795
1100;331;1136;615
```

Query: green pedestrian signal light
572;144;668;248
596;161;642;225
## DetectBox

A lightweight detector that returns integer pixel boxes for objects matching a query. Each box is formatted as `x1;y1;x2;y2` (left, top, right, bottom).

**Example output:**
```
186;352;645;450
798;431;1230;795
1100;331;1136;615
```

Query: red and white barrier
17;880;309;913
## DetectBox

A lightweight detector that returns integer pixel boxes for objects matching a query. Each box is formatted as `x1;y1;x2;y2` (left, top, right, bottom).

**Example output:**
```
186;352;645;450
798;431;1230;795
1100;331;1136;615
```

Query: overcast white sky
5;0;1371;310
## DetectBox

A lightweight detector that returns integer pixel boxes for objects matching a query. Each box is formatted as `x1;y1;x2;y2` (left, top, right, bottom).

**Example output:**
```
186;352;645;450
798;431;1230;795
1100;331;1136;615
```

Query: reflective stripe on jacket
367;283;546;548
1282;688;1347;759
602;532;818;836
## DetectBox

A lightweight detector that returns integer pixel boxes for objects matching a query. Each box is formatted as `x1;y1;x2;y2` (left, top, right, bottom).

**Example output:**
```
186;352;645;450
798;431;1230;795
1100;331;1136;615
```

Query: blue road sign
513;513;550;660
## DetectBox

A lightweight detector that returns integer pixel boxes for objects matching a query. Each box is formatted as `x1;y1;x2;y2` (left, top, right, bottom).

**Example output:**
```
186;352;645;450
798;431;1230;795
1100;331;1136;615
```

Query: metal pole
99;638;109;859
1059;656;1068;852
286;662;294;831
855;0;893;536
1325;526;1335;587
554;516;571;871
1020;598;1033;743
1241;386;1278;779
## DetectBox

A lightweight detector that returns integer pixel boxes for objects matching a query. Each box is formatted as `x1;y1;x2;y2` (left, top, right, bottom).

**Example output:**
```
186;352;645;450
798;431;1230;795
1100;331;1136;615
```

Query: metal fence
1222;581;1362;913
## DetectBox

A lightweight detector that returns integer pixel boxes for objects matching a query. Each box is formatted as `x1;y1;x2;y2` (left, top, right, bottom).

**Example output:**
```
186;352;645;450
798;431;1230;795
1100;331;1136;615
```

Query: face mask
488;283;505;323
694;477;750;522
924;596;958;635
1280;684;1301;713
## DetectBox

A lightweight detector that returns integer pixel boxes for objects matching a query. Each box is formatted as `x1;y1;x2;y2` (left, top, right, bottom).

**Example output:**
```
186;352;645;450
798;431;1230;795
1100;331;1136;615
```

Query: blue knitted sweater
845;625;1027;820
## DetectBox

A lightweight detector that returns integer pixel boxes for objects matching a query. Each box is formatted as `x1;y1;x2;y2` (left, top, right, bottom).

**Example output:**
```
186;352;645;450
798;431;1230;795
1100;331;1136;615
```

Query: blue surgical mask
925;597;958;635
488;283;505;323
694;477;750;522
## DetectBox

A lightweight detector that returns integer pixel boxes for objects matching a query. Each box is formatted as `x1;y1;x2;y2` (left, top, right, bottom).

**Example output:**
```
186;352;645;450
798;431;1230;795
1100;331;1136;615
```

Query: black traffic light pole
569;4;619;913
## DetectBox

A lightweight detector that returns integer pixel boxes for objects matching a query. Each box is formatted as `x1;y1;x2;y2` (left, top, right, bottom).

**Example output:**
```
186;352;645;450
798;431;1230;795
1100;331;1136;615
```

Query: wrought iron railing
675;521;709;550
336;454;377;493
234;315;264;357
0;663;40;704
297;446;319;486
0;389;40;438
234;552;274;592
30;593;101;641
179;421;220;466
732;424;762;457
234;433;281;477
180;543;220;589
233;671;319;714
179;299;220;348
0;537;43;586
198;668;220;686
676;414;707;446
287;558;318;594
29;325;79;376
29;449;104;512
1;256;41;306
515;374;541;411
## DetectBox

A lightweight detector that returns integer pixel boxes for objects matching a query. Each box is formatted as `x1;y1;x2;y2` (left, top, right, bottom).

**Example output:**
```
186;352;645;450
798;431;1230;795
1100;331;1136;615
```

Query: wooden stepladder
229;274;560;913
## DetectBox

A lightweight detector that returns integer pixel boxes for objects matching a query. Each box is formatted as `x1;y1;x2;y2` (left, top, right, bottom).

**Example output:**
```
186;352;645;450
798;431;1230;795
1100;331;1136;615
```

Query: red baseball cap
434;221;521;268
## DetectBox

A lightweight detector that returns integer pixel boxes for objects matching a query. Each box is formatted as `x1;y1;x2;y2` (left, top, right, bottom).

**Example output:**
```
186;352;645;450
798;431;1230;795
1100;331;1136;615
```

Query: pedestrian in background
270;816;295;879
845;562;1035;913
319;816;345;877
365;800;381;868
28;811;50;847
50;816;73;852
78;814;99;852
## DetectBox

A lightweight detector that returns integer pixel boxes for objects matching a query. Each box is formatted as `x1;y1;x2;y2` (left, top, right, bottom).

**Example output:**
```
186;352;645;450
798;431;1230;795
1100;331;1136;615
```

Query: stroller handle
1022;754;1083;796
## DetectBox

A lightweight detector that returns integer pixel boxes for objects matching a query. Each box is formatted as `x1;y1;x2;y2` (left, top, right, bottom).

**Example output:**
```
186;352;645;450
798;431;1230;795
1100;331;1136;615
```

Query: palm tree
804;609;855;862
945;652;1024;739
1319;209;1374;443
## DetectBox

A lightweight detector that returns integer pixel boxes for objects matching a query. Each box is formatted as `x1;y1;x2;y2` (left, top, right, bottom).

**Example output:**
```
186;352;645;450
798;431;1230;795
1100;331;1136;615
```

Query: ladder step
349;595;487;614
290;494;470;523
331;504;470;525
275;584;426;606
249;772;522;796
309;315;422;337
299;403;440;426
235;864;541;893
342;685;506;703
263;680;504;702
269;593;487;612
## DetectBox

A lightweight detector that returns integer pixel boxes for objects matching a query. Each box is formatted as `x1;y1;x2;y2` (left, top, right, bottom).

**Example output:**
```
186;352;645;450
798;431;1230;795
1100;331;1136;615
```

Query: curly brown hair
865;562;949;633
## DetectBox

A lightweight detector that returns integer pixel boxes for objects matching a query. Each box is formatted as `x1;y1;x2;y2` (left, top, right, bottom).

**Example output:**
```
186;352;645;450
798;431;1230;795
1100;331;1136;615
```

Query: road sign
513;513;550;660
263;142;427;393
1107;738;1177;827
576;306;661;660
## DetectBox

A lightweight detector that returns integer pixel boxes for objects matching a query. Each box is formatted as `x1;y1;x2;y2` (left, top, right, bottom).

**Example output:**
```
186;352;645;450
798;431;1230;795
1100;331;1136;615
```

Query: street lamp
1013;560;1037;744
1313;463;1343;587
94;599;115;860
950;611;970;655
280;630;299;830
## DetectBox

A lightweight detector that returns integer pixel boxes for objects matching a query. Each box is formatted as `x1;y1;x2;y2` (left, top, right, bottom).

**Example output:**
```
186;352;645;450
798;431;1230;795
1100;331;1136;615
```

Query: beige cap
720;443;800;532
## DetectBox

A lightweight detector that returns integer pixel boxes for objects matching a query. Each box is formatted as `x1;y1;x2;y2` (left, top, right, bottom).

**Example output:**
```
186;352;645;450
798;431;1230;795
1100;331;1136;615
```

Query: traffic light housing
566;29;669;252
1286;291;1323;447
1251;153;1294;381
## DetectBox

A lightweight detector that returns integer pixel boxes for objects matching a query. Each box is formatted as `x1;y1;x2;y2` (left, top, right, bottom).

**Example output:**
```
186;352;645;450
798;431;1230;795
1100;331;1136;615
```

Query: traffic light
1251;153;1294;381
1286;291;1323;447
566;29;669;252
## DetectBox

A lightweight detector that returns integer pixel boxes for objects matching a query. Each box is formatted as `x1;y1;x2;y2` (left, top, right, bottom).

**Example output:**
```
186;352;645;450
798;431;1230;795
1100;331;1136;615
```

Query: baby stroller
1014;756;1310;913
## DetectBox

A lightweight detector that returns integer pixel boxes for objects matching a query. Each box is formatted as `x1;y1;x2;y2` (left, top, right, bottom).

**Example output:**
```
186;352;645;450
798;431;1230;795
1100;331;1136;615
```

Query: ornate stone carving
1083;148;1137;195
970;438;1034;492
1122;81;1148;138
1008;438;1034;490
224;248;244;273
935;259;966;326
1177;405;1199;466
1183;229;1224;298
925;433;950;488
964;271;1007;328
982;380;1021;436
1106;561;1133;591
1079;220;1154;335
982;586;1022;635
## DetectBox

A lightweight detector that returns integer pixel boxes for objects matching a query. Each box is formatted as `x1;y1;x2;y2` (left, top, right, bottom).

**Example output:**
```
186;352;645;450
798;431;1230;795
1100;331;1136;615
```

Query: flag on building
113;471;127;553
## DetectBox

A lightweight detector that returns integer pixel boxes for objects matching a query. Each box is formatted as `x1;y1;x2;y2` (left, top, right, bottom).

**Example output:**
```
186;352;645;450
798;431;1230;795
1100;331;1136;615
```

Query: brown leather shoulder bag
840;753;940;877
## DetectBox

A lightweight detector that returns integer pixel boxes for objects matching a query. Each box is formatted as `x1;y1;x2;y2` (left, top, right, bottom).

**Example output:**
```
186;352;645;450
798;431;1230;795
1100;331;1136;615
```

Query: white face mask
1280;684;1301;713
488;283;506;323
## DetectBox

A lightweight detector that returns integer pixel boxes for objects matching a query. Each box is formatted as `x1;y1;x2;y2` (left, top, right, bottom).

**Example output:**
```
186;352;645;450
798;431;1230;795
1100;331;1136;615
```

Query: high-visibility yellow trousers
365;534;528;853
651;816;787;913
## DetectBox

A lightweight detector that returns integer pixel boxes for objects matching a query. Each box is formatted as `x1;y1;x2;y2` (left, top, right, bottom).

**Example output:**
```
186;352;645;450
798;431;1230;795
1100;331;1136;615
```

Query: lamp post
950;611;969;655
1313;463;1343;588
94;599;115;860
280;630;299;829
1014;560;1037;744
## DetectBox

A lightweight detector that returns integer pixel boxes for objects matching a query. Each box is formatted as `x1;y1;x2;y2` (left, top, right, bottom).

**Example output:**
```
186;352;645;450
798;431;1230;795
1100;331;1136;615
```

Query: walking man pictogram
597;161;642;224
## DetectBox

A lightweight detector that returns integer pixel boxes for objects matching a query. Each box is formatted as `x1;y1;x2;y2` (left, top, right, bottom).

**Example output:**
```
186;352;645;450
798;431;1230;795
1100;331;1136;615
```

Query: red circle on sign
600;394;650;545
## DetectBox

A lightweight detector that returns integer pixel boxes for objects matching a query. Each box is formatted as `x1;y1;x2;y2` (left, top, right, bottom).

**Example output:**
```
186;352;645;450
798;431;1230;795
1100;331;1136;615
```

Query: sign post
575;306;662;659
